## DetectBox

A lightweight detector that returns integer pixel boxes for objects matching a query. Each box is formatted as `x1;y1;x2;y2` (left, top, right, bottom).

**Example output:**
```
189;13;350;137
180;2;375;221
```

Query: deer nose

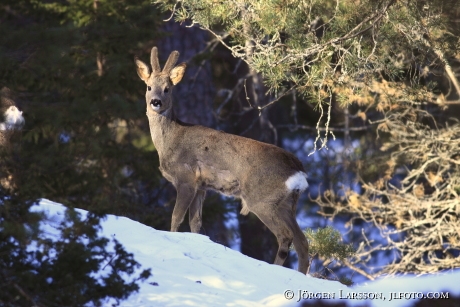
151;99;162;107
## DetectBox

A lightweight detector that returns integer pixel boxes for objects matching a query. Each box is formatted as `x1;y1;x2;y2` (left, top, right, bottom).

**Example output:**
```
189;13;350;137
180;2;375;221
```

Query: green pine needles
304;226;355;262
0;195;151;307
298;226;355;284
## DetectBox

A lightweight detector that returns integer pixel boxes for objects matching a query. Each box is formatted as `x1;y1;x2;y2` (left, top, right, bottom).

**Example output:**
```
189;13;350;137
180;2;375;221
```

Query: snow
32;199;460;307
0;105;24;130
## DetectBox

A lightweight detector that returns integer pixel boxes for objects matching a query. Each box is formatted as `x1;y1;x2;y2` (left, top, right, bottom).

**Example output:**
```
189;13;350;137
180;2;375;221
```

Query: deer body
136;47;310;274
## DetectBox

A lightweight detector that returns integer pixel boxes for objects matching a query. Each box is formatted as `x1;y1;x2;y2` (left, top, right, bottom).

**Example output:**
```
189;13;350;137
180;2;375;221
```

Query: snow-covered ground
33;199;460;307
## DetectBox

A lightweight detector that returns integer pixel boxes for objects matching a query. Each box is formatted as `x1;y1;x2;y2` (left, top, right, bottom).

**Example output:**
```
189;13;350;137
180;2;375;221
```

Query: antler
162;51;179;74
150;47;161;74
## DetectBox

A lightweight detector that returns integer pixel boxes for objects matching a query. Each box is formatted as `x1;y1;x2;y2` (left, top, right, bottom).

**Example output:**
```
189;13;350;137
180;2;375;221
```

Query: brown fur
135;47;310;274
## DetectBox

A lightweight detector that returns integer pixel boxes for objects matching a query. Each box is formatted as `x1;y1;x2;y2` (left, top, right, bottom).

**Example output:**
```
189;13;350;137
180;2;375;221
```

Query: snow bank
33;199;460;307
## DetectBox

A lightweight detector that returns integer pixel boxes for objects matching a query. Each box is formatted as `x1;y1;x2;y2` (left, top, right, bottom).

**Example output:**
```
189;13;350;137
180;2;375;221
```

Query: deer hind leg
250;205;293;266
189;189;206;233
251;199;309;274
287;212;309;274
171;183;197;232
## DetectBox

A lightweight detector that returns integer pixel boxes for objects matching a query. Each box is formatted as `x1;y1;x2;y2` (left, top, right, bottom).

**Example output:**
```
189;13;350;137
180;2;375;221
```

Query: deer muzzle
151;99;162;108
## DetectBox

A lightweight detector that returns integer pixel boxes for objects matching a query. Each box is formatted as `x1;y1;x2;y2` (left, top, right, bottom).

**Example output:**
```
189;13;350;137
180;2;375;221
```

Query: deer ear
170;63;186;85
135;57;151;82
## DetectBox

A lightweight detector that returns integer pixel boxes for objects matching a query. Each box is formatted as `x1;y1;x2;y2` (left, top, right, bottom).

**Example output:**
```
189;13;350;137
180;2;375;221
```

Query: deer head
135;47;186;116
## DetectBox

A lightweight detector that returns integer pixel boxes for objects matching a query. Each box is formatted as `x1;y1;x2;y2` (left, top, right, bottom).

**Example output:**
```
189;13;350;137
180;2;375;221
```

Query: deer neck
146;107;178;157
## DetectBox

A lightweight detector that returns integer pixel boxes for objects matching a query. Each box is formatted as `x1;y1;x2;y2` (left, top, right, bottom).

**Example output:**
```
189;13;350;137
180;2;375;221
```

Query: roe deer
135;47;310;273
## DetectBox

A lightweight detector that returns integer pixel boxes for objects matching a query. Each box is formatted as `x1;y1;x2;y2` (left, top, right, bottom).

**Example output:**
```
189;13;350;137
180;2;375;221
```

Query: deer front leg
171;184;196;232
189;189;206;233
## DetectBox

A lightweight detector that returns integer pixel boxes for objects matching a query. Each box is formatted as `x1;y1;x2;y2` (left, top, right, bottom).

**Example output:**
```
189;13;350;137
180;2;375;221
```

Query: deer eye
164;87;169;93
147;86;151;91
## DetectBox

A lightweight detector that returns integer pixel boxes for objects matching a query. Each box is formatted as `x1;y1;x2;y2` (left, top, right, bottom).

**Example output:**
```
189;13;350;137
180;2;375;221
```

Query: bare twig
316;103;460;277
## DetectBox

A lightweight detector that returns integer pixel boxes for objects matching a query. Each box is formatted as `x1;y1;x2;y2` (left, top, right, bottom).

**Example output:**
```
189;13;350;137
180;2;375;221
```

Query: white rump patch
0;106;24;131
285;171;309;191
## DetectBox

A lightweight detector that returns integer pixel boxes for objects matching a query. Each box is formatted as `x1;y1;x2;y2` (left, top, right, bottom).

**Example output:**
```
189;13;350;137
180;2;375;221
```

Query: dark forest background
1;0;460;305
